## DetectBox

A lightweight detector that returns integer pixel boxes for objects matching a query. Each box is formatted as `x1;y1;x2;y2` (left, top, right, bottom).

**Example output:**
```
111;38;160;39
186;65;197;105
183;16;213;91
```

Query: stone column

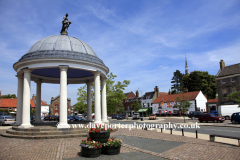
86;82;93;121
101;77;108;123
57;65;69;128
93;71;102;124
35;81;42;123
14;75;23;126
19;69;33;128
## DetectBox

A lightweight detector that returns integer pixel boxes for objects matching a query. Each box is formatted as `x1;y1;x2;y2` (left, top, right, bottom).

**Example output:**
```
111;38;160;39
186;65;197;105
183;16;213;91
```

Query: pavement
0;123;240;160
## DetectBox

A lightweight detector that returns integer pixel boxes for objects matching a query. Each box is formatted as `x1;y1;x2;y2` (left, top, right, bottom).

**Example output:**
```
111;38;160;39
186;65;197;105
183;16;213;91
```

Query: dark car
112;114;117;119
231;112;240;124
188;111;203;119
73;116;86;121
67;116;74;122
117;114;126;120
198;114;225;123
44;115;56;121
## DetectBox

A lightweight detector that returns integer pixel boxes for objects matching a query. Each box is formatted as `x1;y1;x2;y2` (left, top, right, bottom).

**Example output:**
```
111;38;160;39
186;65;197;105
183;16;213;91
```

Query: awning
137;108;148;112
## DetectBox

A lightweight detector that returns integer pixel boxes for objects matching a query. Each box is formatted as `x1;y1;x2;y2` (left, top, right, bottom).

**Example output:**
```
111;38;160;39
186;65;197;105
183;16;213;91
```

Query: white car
132;113;140;119
0;115;16;126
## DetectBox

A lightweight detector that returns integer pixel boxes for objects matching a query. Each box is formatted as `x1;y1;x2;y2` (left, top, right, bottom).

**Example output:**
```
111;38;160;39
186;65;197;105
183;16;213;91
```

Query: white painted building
152;91;207;114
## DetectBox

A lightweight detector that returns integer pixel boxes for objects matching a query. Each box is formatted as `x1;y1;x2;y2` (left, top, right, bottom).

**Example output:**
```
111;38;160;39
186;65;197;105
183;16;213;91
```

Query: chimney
154;86;159;97
0;91;1;98
220;59;225;70
169;89;171;95
136;90;139;97
32;94;36;101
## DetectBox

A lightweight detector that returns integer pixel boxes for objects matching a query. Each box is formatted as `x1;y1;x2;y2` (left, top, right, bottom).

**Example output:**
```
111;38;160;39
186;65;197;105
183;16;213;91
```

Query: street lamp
142;103;144;121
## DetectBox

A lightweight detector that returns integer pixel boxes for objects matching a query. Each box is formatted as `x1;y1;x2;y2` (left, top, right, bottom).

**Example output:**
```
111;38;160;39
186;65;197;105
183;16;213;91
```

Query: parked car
210;110;218;116
67;116;74;122
44;115;56;121
31;115;35;122
198;114;225;123
112;114;117;119
132;113;140;119
231;112;240;124
0;115;16;126
149;114;156;120
73;116;86;121
117;114;126;120
188;111;203;119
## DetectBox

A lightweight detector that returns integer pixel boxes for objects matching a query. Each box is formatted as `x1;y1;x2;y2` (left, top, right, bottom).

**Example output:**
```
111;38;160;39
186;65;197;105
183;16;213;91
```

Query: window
222;79;226;83
222;89;227;97
231;77;236;82
55;112;58;116
55;104;59;110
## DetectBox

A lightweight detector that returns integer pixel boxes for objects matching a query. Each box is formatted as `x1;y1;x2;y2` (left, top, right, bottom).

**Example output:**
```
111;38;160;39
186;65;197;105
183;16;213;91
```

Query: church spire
185;55;189;75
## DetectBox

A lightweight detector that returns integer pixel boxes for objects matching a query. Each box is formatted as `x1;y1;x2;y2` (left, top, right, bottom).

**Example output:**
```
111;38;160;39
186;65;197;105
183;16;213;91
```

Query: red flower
108;139;111;141
89;131;92;133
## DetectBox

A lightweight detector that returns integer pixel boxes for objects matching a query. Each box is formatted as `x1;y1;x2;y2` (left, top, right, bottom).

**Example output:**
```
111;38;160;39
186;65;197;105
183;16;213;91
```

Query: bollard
161;128;163;133
196;130;198;139
182;129;184;136
170;128;172;134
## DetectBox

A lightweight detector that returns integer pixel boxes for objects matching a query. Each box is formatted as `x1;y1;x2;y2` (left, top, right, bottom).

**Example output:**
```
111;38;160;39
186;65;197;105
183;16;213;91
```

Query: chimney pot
220;59;225;70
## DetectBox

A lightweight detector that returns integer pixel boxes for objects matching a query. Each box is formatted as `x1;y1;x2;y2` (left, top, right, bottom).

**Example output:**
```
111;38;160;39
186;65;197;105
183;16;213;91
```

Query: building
206;98;218;113
152;91;207;114
123;91;141;117
141;86;167;116
0;93;48;116
50;95;71;116
216;60;240;105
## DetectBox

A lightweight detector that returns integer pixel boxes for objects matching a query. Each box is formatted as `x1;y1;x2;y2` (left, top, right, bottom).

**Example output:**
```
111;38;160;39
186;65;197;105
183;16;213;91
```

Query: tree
31;109;36;115
171;70;183;93
183;71;217;99
76;72;130;115
227;91;240;107
1;94;17;98
131;99;142;112
175;95;191;123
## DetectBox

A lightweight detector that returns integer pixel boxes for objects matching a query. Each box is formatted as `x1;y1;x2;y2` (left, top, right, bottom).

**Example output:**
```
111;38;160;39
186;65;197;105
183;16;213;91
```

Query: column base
101;119;109;124
93;121;103;124
18;124;34;128
34;120;43;123
57;123;70;128
13;122;22;126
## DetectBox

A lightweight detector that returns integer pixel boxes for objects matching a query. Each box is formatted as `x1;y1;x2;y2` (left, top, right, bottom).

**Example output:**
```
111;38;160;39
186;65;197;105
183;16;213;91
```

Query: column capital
35;79;43;84
22;68;34;73
100;77;107;81
86;81;93;85
15;75;24;79
92;70;101;75
59;65;69;71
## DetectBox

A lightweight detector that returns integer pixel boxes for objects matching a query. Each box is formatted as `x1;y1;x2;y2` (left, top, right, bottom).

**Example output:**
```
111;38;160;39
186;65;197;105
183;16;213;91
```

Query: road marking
205;129;240;132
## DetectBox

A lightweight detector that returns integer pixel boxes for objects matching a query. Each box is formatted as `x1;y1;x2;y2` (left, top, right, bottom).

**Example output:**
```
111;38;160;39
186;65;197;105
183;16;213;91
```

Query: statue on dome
60;13;71;35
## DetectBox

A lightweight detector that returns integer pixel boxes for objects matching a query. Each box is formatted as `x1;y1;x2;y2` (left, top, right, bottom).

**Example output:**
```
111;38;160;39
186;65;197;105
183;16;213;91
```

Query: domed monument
13;14;109;128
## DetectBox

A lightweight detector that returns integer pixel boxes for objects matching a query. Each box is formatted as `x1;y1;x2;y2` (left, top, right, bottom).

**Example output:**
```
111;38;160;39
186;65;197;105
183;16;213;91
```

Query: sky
0;0;240;105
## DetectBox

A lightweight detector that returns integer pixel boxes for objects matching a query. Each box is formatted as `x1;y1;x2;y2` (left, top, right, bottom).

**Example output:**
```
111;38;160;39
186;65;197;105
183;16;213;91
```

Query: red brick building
50;95;71;116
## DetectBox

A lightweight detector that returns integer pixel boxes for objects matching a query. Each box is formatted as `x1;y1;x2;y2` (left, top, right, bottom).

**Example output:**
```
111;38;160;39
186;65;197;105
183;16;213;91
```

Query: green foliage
131;99;142;112
74;102;87;114
175;96;191;114
116;107;125;114
183;71;217;99
76;72;130;115
171;70;183;93
227;91;240;107
1;94;17;98
103;137;122;147
175;95;191;123
31;109;36;115
0;109;9;114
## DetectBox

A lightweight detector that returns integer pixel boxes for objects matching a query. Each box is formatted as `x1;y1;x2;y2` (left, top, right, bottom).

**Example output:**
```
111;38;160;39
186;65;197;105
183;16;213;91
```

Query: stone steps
1;132;88;139
6;128;88;136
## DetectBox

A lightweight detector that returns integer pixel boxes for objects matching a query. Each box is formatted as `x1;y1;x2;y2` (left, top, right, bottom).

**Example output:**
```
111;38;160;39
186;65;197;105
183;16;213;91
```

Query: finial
60;13;71;35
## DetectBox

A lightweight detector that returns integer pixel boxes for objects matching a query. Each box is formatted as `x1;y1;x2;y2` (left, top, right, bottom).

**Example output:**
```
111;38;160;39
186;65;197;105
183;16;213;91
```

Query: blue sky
0;0;240;105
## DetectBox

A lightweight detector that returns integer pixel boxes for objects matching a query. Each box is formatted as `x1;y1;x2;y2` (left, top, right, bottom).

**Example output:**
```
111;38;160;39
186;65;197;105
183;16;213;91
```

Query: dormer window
222;79;226;83
231;77;236;82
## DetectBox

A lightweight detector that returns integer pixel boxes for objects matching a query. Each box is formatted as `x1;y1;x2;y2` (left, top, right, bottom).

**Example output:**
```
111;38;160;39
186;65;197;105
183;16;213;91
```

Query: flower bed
102;137;122;155
80;137;102;158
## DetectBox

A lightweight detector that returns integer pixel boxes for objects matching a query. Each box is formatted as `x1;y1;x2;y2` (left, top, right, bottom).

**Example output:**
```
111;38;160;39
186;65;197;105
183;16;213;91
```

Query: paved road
109;120;240;137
